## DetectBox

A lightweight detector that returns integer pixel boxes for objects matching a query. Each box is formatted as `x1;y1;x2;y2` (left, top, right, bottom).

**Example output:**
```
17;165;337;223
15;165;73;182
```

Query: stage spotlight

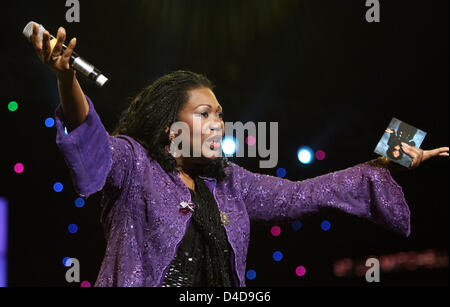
297;147;314;164
222;137;237;155
0;197;7;287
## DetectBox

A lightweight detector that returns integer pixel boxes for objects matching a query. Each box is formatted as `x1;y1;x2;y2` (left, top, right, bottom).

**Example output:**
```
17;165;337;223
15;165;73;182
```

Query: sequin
220;212;230;226
54;95;411;287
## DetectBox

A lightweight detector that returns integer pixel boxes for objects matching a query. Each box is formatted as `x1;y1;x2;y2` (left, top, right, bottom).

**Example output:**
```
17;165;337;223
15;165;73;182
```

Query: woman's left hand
401;143;449;169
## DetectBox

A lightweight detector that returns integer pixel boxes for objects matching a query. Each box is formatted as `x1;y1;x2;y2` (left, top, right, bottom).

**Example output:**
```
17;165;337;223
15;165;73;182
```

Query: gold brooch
220;211;229;226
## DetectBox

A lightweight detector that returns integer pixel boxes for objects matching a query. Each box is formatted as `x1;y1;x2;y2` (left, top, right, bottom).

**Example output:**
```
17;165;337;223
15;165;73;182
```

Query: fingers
401;143;422;168
42;30;52;62
424;147;450;159
401;143;421;156
61;37;77;69
51;27;66;59
31;23;42;53
432;147;449;155
440;146;450;155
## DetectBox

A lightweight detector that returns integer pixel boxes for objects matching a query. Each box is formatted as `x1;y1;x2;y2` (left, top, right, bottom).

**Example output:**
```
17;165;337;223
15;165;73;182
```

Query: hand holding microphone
23;22;108;87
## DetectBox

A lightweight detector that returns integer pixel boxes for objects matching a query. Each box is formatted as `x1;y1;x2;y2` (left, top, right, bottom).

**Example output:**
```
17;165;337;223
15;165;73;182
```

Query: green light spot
8;101;18;112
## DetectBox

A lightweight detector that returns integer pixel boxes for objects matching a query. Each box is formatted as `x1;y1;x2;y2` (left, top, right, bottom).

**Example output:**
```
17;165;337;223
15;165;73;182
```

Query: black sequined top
162;177;235;287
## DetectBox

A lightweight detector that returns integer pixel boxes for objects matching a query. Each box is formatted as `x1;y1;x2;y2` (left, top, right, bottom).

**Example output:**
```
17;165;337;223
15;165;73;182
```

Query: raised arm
31;24;88;131
31;24;135;199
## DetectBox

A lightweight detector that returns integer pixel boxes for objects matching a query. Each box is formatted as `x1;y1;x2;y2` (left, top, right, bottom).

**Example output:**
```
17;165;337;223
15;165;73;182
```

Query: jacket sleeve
231;161;411;237
54;95;134;199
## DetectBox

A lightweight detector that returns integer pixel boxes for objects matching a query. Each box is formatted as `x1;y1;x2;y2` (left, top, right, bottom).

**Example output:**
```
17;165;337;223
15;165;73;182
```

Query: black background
0;0;448;286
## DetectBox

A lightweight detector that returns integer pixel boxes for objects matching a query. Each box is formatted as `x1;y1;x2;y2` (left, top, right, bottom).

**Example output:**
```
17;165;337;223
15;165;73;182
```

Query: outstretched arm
31;24;137;199
231;142;448;236
231;161;411;237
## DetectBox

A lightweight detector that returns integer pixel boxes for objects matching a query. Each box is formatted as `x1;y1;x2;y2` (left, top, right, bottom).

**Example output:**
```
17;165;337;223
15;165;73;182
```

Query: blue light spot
64;127;69;135
45;117;55;128
292;220;302;231
297;146;314;164
53;182;63;193
276;168;286;178
75;198;85;208
321;220;331;231
63;257;72;267
68;224;78;234
273;251;283;262
246;269;256;280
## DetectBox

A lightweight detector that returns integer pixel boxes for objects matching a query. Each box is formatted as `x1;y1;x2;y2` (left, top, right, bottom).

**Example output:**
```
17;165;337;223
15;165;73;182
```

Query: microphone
22;21;108;87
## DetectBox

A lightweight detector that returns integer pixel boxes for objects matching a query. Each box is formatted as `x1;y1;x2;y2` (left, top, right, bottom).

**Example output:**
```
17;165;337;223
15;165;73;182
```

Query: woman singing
31;25;449;287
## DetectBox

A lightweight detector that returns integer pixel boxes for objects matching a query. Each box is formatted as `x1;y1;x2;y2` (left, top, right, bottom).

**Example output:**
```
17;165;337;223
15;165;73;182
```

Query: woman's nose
209;121;222;132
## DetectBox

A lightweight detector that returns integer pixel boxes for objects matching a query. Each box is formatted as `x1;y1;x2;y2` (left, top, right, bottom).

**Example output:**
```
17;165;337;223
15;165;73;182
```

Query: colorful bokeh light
321;220;331;231
292;220;302;231
273;251;283;262
53;182;64;193
246;269;256;280
276;168;286;178
320;220;331;231
68;224;78;234
45;117;55;128
75;198;85;208
8;101;18;112
245;135;256;146
296;265;306;277
63;257;72;267
14;163;24;174
270;225;281;237
315;150;326;161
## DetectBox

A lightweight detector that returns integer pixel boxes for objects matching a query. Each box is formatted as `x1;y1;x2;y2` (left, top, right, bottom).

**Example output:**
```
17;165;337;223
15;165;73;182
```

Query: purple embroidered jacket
54;96;411;287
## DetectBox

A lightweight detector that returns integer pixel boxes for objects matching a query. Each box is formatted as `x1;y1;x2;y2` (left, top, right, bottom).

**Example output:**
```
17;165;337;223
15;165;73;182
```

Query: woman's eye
200;112;208;118
218;112;224;119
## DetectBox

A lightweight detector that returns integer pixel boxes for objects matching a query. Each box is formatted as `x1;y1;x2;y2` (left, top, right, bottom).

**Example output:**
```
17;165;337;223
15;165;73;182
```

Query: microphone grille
22;21;45;42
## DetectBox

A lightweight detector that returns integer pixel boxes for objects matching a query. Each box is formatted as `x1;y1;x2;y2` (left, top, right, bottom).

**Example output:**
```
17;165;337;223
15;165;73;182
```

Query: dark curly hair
111;70;229;182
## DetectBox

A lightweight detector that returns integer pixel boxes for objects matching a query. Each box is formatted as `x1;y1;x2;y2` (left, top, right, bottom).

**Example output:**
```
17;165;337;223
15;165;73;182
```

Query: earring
165;131;176;153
